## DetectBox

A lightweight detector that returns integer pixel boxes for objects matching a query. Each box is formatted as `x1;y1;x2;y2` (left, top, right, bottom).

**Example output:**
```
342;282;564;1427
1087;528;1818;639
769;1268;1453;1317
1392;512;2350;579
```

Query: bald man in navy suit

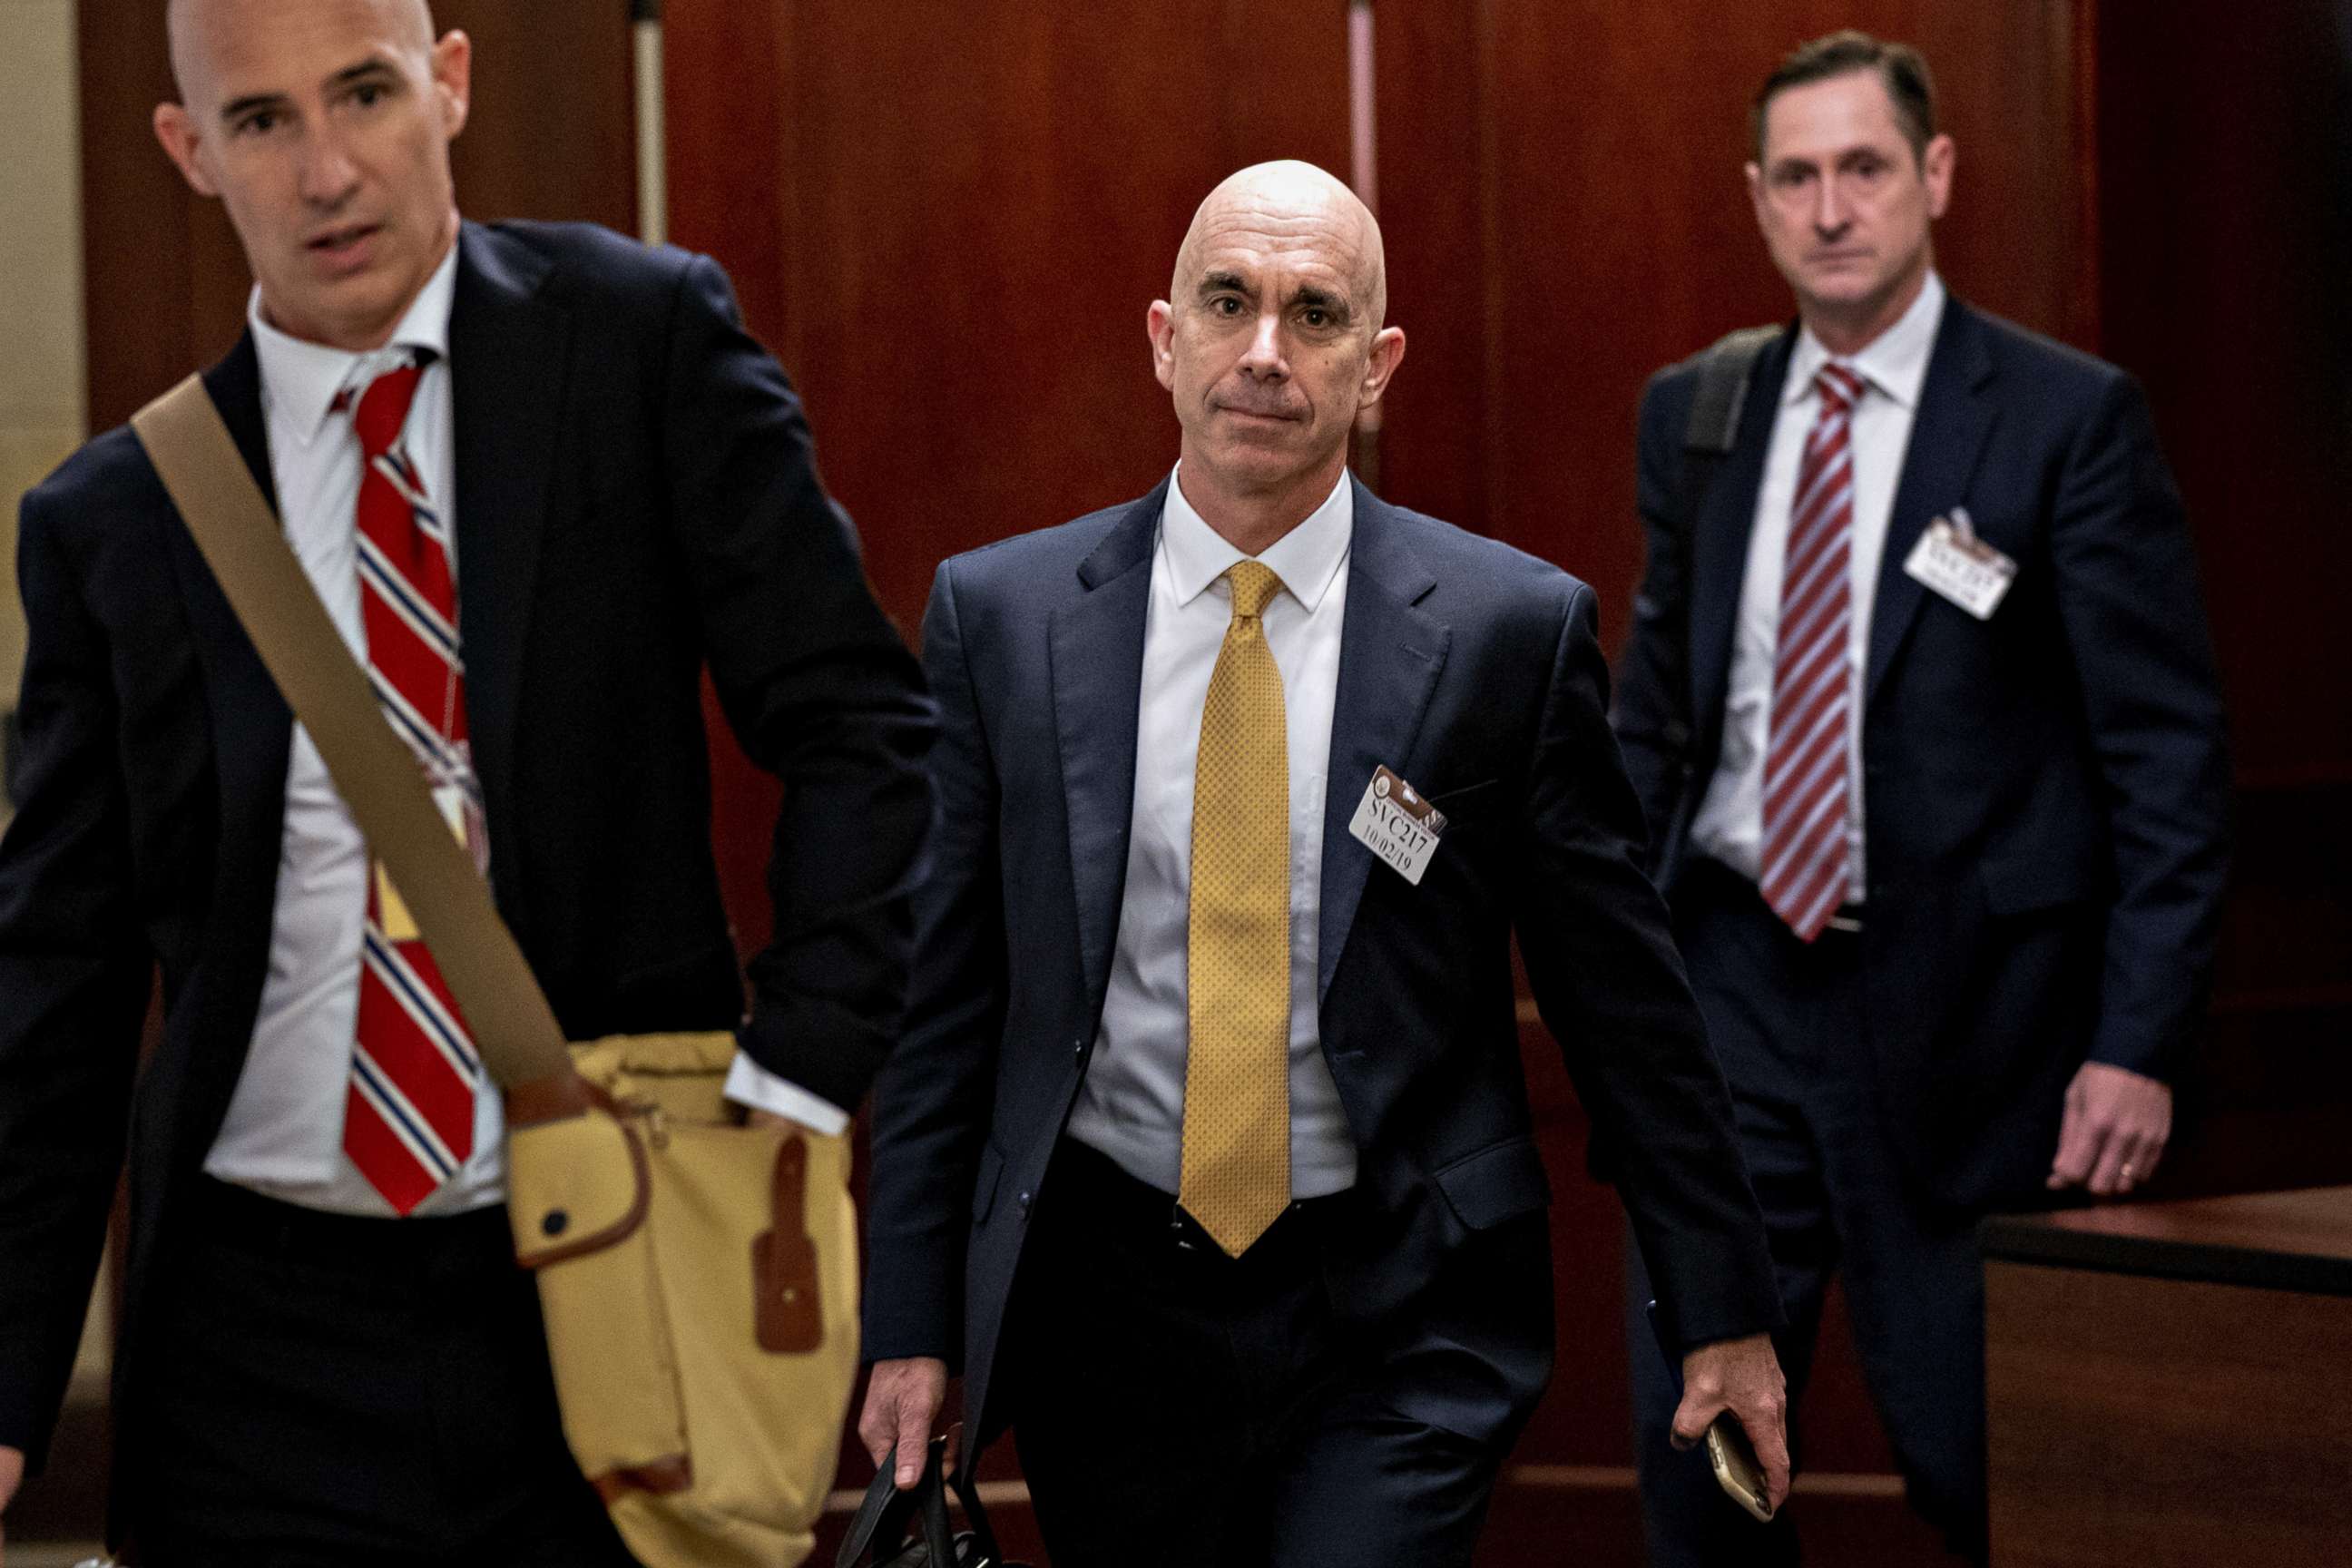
858;161;1791;1568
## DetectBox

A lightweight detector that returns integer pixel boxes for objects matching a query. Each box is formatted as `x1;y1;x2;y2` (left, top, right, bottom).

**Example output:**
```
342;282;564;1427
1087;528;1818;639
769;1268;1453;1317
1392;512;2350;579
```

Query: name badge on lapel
1903;506;2016;621
1348;765;1446;886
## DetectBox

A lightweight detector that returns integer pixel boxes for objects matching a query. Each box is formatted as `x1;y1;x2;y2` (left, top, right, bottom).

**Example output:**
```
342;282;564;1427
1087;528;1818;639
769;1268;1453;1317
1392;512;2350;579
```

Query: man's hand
1673;1332;1792;1514
0;1442;23;1566
2047;1062;2171;1197
858;1357;949;1488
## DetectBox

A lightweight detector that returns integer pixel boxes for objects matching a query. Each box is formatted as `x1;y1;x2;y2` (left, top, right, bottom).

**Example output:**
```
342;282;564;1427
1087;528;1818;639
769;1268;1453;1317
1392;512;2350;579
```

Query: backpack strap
1682;325;1780;460
1656;325;1780;752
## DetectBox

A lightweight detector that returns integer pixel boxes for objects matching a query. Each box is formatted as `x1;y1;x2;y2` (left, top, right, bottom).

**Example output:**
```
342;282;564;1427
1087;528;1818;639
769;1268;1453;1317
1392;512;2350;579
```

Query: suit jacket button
1017;1191;1034;1220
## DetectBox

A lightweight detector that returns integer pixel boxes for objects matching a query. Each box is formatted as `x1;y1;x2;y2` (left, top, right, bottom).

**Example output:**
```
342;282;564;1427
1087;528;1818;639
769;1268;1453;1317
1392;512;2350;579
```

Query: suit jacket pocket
1433;1136;1552;1230
1426;778;1504;833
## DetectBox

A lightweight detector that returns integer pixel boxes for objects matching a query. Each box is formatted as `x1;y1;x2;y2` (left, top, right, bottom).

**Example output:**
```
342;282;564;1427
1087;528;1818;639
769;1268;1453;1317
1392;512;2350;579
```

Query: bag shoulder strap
130;374;574;1091
1681;324;1780;459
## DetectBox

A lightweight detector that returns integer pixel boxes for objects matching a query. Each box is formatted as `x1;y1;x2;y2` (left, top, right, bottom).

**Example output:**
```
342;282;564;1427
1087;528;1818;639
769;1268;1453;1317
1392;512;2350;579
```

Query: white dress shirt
207;241;839;1219
1065;466;1360;1199
203;244;502;1215
1689;271;1947;902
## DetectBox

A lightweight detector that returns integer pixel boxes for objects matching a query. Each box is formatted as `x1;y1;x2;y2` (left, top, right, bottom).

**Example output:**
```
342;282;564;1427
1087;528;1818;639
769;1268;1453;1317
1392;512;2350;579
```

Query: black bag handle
835;1455;906;1566
838;1433;1011;1567
947;1453;1006;1567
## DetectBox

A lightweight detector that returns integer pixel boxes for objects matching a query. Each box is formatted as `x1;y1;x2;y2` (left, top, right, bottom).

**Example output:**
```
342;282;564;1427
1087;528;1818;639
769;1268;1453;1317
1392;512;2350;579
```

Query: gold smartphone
1705;1415;1775;1522
1648;1298;1776;1523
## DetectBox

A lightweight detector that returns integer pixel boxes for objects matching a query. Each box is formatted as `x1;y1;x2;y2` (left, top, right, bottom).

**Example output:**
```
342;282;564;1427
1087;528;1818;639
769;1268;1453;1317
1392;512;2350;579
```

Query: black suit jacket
863;478;1779;1452
0;220;934;1478
1614;298;2230;1212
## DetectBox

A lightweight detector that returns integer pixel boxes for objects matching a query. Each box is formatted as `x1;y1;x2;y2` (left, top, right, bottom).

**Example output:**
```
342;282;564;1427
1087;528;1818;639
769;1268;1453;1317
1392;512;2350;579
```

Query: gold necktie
1180;560;1291;1257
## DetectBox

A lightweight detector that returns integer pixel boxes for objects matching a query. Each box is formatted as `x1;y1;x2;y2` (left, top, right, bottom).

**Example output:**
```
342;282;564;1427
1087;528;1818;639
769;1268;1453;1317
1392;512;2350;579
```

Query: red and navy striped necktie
336;356;486;1214
1760;360;1866;943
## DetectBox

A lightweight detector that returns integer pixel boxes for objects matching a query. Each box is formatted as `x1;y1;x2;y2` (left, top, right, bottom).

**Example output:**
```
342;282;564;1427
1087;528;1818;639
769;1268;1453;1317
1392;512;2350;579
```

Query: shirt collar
1159;465;1354;614
249;236;461;449
1787;269;1946;412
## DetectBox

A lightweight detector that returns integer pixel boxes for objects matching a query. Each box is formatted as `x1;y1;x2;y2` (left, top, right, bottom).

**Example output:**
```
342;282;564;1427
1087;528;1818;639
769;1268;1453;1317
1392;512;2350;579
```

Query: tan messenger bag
132;375;860;1568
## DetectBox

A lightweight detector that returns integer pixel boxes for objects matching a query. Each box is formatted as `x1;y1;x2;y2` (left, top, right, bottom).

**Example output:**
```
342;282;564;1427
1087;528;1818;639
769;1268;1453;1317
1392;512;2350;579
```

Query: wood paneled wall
665;0;1352;950
1379;1;2091;633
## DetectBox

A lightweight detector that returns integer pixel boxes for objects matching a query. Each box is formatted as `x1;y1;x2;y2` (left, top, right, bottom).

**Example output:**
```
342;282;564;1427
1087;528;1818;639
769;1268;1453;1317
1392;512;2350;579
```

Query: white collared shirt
1065;465;1361;1199
1689;271;1947;900
202;242;504;1215
207;241;839;1219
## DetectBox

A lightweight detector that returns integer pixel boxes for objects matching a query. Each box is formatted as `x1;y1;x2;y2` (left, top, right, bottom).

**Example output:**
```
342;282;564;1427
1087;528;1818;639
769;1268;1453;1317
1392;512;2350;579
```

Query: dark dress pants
133;1176;638;1568
1004;1140;1502;1568
1628;861;1988;1566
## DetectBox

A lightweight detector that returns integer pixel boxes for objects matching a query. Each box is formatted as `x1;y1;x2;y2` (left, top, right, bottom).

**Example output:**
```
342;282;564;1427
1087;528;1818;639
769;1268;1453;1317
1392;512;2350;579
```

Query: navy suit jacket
1613;298;2230;1213
0;221;934;1485
864;477;1779;1453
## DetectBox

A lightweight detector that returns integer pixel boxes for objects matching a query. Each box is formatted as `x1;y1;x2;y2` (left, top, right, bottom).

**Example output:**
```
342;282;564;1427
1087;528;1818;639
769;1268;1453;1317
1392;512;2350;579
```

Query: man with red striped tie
1612;31;2229;1568
0;1;932;1563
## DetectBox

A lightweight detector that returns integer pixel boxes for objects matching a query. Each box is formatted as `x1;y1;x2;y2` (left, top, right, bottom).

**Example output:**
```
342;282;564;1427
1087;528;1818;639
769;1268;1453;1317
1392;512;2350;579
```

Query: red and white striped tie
1760;361;1866;943
338;357;485;1214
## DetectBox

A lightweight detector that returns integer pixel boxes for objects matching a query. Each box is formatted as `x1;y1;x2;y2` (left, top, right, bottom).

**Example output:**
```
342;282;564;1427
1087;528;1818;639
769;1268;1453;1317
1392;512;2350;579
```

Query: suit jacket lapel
203;335;278;510
448;221;568;842
140;336;297;1141
1689;327;1795;760
1050;485;1161;1024
1317;480;1447;1005
178;335;295;894
1867;299;1999;709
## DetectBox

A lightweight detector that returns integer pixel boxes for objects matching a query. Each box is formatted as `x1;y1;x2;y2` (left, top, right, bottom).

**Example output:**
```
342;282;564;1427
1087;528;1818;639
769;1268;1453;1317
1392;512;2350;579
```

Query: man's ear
153;102;220;199
433;29;473;141
1357;325;1407;411
1147;299;1177;392
1921;132;1956;220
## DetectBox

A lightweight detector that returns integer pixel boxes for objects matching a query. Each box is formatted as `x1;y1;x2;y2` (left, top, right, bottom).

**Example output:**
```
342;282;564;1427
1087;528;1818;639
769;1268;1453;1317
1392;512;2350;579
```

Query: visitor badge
1902;506;2016;620
1348;765;1447;886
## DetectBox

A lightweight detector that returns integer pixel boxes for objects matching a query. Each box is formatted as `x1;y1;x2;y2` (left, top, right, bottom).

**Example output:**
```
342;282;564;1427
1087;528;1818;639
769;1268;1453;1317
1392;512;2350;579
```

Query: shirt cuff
722;1052;851;1136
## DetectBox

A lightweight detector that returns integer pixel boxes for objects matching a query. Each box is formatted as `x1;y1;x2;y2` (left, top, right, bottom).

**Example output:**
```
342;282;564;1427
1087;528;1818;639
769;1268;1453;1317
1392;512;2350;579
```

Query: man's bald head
168;0;436;104
152;0;468;351
1171;160;1387;335
1147;160;1406;545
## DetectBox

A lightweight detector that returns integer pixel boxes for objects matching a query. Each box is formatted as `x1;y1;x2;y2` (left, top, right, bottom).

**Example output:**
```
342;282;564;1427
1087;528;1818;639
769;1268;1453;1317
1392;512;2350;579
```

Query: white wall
0;0;85;736
0;0;104;1387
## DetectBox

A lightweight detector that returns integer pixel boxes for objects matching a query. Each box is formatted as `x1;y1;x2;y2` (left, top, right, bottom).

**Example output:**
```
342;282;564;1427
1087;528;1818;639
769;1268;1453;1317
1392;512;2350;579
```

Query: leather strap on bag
131;374;578;1099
